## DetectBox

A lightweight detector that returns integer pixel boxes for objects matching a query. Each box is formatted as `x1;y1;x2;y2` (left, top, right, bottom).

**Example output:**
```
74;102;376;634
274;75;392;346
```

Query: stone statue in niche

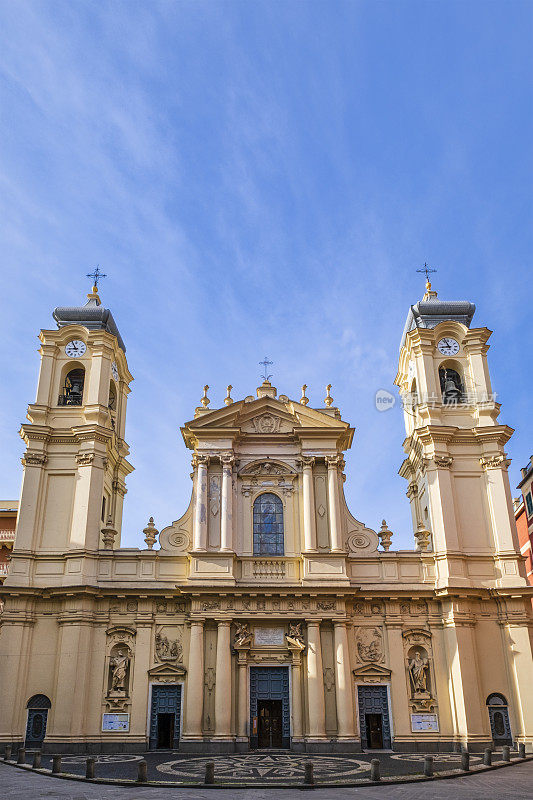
155;630;183;662
234;622;252;648
408;649;430;695
286;622;305;650
110;649;129;693
356;627;383;663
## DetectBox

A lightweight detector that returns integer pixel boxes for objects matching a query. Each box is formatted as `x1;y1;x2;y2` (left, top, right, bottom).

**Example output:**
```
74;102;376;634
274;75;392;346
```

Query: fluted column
214;620;233;738
333;621;355;739
183;620;204;740
290;654;304;740
220;454;234;551
306;621;326;738
302;457;317;551
192;455;209;551
237;653;248;740
327;456;343;551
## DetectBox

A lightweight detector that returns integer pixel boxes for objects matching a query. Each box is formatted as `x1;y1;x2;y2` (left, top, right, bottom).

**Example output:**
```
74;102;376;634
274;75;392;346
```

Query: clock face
65;340;86;358
111;361;119;381
437;338;460;356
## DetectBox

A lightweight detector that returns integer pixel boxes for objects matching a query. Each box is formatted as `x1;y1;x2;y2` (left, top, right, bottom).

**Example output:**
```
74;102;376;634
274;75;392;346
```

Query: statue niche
108;644;131;698
406;644;432;707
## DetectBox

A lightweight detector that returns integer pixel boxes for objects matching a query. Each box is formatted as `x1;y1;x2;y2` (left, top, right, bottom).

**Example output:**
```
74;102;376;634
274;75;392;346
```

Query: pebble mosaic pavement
1;757;533;800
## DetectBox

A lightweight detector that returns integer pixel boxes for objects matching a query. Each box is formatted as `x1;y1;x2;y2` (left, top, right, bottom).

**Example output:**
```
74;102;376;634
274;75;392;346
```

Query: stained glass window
253;493;284;555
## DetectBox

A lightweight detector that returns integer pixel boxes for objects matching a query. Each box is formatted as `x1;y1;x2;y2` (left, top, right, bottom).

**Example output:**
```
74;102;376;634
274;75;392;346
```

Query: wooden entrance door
257;700;283;748
149;685;181;749
365;713;384;749
357;685;392;749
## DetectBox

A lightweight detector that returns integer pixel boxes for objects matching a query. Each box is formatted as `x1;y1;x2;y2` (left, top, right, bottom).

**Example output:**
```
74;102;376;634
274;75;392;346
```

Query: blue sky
0;0;531;548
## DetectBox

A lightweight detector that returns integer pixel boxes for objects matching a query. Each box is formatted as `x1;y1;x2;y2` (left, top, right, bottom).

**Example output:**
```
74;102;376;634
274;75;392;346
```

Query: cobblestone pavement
15;750;499;782
1;758;532;799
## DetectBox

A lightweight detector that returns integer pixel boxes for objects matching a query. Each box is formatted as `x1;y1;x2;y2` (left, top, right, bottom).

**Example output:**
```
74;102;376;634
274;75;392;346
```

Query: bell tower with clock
7;283;133;587
395;279;525;590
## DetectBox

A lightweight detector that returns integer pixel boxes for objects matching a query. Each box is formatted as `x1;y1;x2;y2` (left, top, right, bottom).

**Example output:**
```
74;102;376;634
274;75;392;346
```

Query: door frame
356;683;394;749
249;664;292;749
25;708;49;748
147;682;184;750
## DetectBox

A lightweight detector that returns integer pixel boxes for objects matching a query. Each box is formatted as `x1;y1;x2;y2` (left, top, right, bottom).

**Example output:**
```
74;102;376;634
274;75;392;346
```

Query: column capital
214;618;232;626
306;618;321;627
299;456;315;468
332;618;348;627
192;454;210;468
188;617;206;627
220;452;235;467
326;454;345;470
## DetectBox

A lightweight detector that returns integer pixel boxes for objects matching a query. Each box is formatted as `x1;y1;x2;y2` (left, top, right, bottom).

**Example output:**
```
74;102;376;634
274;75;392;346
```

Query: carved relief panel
155;626;184;663
355;626;384;664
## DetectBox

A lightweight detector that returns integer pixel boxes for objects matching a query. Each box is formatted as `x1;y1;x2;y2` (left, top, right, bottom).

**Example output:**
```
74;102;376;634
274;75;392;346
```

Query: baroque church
0;280;532;755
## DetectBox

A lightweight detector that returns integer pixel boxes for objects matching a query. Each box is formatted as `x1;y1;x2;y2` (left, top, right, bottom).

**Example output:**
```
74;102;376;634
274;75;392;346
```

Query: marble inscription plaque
255;627;285;646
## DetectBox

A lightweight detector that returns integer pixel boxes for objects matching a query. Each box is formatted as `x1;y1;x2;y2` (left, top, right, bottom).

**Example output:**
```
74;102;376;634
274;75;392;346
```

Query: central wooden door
257;699;283;748
250;666;290;749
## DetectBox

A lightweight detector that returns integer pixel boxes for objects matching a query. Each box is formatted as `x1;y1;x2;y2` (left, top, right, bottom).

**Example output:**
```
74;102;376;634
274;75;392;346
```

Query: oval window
31;713;43;738
493;711;505;736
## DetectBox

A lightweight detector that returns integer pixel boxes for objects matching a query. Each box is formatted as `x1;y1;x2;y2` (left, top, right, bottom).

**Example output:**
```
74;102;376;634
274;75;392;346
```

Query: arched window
253;493;284;555
27;694;51;709
58;368;85;406
486;692;508;706
439;367;464;405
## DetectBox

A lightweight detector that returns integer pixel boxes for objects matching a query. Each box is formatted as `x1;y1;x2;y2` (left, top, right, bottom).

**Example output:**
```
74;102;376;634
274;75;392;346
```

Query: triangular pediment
353;662;392;680
183;395;349;433
147;662;187;679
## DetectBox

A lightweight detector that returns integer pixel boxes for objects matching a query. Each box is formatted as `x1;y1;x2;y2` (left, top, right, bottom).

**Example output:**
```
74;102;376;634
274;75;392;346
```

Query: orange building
0;501;18;583
516;458;533;591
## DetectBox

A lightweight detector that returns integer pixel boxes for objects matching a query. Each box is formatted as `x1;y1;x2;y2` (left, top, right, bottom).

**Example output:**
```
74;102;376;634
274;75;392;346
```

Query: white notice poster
411;713;439;732
102;713;130;731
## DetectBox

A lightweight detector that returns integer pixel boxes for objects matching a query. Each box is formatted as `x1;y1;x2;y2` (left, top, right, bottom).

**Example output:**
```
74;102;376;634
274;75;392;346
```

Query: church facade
0;282;532;755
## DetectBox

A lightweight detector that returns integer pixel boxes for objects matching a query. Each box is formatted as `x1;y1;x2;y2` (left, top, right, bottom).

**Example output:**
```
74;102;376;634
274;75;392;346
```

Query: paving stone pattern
1;758;533;800
18;750;500;783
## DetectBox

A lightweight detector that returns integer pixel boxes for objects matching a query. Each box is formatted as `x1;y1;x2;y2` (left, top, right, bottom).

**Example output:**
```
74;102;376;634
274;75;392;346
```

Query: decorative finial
300;384;309;406
379;519;393;551
201;385;210;408
143;516;159;550
101;514;118;549
324;384;333;407
416;263;437;296
414;520;431;552
259;356;273;383
224;385;233;406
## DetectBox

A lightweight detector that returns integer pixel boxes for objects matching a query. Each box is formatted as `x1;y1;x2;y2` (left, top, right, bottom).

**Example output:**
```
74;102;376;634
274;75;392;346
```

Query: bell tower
395;279;525;589
7;283;133;587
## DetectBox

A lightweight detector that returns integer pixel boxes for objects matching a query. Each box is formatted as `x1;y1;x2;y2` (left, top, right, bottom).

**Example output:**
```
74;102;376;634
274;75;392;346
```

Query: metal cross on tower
259;357;273;382
86;266;107;288
416;263;437;285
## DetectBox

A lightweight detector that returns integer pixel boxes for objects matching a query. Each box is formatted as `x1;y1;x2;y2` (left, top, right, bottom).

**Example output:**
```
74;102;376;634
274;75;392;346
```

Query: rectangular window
101;496;107;523
526;492;533;518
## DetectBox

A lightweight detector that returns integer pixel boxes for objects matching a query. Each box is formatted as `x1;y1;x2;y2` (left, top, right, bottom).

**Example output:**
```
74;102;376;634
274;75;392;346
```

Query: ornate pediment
147;662;187;681
239;460;295;477
353;662;392;682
